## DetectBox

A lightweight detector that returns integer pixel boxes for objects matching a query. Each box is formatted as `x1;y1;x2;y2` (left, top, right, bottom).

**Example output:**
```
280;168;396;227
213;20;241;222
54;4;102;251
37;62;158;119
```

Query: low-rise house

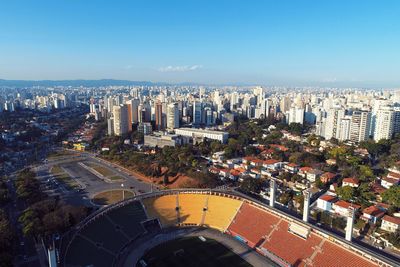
361;205;386;224
320;172;337;184
381;176;399;189
299;166;313;178
262;159;281;170
306;169;323;182
317;195;338;212
381;215;400;233
332;200;361;216
284;162;299;173
219;168;230;178
342;177;360;188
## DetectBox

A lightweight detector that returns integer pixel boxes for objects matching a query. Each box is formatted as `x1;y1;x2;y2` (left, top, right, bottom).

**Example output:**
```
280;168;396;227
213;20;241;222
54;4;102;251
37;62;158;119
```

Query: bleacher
106;201;147;238
65;236;115;267
178;193;207;225
312;240;378;267
142;194;178;226
203;195;242;231
79;215;129;254
228;203;280;247
261;220;322;266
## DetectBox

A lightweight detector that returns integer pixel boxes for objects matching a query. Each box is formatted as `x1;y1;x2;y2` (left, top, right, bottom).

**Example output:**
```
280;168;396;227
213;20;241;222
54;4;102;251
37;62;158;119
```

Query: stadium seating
203;195;243;231
142;194;178;226
64;192;382;267
312;240;378;267
178;193;207;225
228;203;280;247
79;215;129;254
106;201;147;238
261;220;322;266
65;236;115;267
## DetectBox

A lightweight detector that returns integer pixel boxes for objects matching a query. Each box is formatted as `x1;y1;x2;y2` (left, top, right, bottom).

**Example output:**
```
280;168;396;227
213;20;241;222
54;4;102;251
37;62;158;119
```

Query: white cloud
158;65;203;72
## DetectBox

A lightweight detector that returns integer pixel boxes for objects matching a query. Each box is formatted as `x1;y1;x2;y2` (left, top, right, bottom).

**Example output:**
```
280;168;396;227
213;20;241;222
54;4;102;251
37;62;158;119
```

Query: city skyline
1;0;400;87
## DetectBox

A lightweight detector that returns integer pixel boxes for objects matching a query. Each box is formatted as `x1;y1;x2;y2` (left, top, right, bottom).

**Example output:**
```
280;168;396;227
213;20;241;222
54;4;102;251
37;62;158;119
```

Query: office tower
374;106;395;141
280;96;291;114
230;92;239;110
350;110;371;142
393;107;400;135
288;106;304;124
107;97;114;112
155;101;163;130
107;118;114;136
193;101;203;126
113;105;130;136
131;98;140;123
204;107;214;126
324;108;345;140
167;103;179;129
338;116;351;141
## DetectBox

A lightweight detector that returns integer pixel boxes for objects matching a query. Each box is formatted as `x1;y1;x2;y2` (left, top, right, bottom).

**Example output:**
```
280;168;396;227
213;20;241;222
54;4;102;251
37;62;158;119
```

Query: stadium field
138;236;253;267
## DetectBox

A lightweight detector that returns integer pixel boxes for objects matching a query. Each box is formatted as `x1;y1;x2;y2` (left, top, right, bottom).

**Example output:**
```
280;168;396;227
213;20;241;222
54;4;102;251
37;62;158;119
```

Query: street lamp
121;183;125;200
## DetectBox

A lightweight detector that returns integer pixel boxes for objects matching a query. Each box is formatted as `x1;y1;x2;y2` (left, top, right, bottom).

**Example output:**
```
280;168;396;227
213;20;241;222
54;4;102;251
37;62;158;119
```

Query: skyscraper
113;104;130;136
350;110;371;142
374;106;394;141
167;103;179;129
155;101;163;130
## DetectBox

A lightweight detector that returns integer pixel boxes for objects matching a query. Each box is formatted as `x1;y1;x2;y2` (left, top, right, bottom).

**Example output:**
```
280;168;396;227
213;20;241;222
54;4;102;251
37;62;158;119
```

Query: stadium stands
178;193;207;225
65;236;115;267
203;195;243;231
79;215;129;254
261;220;322;266
228;202;280;248
63;191;385;267
312;240;378;267
106;201;147;238
142;194;178;226
65;201;148;267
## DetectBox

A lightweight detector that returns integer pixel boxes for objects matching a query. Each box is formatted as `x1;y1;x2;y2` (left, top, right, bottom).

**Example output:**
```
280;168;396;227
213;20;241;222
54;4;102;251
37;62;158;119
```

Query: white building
167;103;180;129
381;215;400;233
374;106;394;141
175;128;229;143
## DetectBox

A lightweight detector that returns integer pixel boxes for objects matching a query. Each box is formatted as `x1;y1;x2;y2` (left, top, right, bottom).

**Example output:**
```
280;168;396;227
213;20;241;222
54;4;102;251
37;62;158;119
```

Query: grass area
85;162;115;177
48;150;75;159
92;190;135;205
138;236;252;267
109;175;124;181
50;165;79;190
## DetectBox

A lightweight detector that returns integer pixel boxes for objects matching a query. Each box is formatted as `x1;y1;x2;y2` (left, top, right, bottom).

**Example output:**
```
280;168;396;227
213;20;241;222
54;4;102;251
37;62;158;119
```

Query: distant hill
0;79;161;87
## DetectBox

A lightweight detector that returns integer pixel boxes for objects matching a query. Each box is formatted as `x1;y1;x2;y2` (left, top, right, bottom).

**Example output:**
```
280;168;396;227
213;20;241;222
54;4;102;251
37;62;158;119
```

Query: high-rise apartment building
113;104;130;136
350;110;371;142
155;101;163;130
167;102;179;129
374;106;394;141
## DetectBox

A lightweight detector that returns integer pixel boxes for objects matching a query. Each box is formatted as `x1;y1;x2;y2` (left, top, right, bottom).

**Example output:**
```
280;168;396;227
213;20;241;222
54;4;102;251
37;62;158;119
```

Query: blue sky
0;0;399;87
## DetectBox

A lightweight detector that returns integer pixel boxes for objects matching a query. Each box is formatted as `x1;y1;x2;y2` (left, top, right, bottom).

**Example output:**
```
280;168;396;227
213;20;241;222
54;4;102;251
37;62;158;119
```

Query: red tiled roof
299;167;313;173
319;195;337;202
287;163;298;167
362;206;385;218
270;144;289;152
387;172;400;179
382;177;399;185
343;177;360;185
382;215;400;225
334;200;361;210
263;159;279;165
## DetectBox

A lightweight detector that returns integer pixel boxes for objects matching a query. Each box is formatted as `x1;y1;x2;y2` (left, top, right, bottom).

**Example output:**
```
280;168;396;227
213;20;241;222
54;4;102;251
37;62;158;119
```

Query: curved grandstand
61;190;394;267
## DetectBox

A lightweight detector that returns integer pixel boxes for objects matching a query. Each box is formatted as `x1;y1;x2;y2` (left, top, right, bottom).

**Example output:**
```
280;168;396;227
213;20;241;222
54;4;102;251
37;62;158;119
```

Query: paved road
120;227;277;267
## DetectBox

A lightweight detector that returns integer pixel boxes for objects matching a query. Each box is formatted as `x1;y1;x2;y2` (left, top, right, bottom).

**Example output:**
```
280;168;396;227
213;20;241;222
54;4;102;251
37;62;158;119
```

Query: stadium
60;189;395;267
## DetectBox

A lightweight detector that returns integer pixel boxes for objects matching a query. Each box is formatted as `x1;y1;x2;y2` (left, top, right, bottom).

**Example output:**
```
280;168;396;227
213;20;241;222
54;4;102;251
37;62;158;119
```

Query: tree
336;186;355;201
0;209;15;266
240;177;263;193
382;185;400;208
